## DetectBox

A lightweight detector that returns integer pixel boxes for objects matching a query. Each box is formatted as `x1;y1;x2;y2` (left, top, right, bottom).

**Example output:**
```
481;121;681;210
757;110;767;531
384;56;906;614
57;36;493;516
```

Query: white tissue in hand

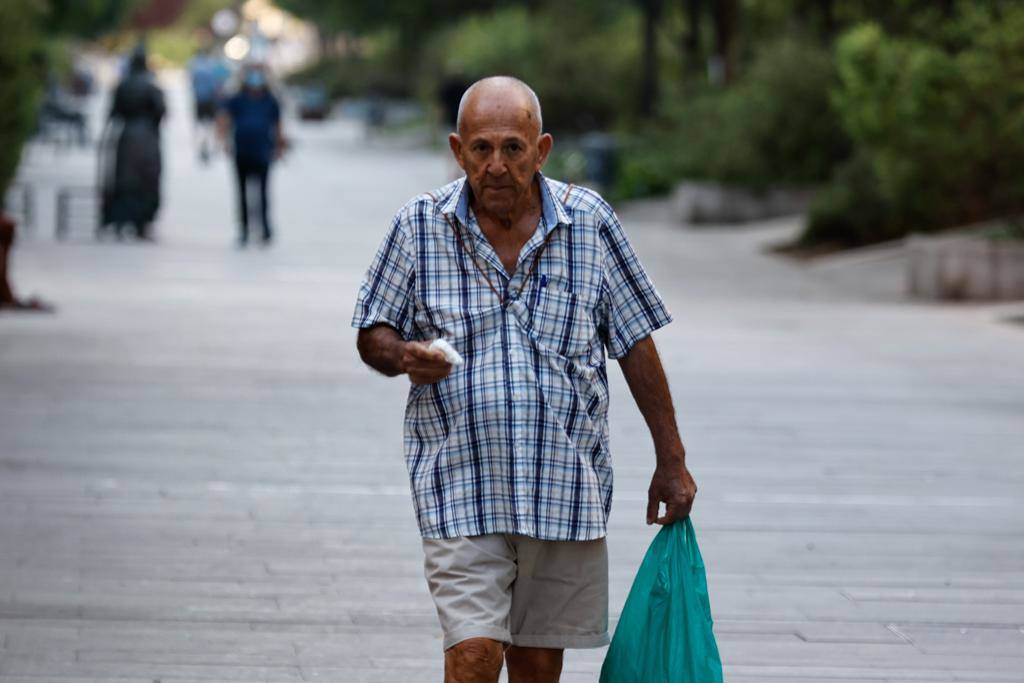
429;338;464;365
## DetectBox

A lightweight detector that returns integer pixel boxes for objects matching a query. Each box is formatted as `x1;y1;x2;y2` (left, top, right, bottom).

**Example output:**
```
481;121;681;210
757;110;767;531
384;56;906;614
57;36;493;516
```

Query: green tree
0;0;46;198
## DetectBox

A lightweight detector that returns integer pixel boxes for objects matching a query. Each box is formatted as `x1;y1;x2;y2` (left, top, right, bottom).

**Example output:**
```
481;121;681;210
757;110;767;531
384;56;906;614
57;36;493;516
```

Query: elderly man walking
353;76;697;682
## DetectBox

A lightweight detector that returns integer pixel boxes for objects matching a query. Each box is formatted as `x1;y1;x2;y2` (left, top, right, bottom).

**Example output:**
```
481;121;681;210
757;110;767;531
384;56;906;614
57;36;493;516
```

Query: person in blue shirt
188;48;231;163
217;65;286;246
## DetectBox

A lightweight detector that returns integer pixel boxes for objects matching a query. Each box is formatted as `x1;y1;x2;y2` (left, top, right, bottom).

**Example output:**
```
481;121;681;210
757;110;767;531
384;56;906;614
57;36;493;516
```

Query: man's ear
448;133;465;170
536;133;553;170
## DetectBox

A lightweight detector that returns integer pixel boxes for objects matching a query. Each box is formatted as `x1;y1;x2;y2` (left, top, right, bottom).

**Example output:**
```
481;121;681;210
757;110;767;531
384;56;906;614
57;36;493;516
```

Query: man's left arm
617;335;697;525
272;97;287;158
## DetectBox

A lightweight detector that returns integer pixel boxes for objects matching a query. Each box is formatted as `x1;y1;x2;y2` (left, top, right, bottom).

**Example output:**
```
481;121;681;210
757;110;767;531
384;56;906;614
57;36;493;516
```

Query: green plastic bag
600;519;723;683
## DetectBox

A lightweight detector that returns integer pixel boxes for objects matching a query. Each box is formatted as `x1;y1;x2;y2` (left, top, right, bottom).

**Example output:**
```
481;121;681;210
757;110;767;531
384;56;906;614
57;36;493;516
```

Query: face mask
245;71;265;89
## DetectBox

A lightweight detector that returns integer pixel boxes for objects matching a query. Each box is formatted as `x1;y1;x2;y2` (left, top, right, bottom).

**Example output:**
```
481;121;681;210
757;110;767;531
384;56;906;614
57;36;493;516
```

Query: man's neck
473;176;542;231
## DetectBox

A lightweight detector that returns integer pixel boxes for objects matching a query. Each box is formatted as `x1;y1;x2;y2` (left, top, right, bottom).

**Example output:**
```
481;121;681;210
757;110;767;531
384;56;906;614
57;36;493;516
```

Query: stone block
907;234;1024;300
671;181;817;224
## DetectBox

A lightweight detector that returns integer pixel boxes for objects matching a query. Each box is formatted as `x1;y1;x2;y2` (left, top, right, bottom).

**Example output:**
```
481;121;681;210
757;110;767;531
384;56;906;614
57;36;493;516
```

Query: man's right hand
401;341;452;385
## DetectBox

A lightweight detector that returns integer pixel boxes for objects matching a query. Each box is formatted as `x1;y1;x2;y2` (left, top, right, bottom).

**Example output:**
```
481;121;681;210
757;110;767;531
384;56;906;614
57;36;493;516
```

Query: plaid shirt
352;175;672;541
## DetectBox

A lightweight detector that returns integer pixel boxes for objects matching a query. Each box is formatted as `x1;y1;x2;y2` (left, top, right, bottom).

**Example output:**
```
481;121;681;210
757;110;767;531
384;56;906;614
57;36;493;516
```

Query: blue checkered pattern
352;174;672;541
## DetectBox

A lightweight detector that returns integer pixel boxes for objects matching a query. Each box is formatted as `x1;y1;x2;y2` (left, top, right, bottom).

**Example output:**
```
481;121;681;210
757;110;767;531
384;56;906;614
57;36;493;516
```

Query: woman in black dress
102;48;165;240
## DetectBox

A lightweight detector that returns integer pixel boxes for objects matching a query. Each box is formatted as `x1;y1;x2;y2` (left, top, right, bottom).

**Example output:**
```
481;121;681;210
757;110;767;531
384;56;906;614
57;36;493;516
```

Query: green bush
0;0;44;198
801;154;897;247
802;8;1024;246
614;37;849;199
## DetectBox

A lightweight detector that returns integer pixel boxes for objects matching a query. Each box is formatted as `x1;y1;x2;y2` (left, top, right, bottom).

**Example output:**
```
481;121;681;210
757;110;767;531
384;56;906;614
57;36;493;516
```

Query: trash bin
580;132;620;189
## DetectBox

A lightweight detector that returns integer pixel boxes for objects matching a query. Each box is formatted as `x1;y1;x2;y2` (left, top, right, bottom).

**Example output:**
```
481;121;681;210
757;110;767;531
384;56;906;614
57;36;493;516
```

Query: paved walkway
2;72;1023;682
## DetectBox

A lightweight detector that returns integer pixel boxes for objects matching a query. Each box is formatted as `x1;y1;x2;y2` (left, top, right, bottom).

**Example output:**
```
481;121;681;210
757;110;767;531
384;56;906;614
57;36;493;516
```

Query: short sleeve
598;209;672;359
351;213;417;338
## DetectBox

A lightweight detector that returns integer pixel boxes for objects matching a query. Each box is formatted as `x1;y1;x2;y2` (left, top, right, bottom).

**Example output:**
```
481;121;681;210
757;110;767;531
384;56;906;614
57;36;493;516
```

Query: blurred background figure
38;70;89;148
217;64;286;248
100;46;165;241
188;44;231;164
437;65;468;134
68;60;95;98
436;65;468;179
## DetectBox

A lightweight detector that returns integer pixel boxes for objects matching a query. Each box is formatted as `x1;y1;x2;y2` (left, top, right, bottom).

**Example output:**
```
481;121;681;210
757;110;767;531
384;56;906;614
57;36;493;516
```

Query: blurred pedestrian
69;61;94;97
217;65;286;247
0;213;53;312
40;72;88;147
188;47;230;164
101;47;165;241
437;66;469;180
437;66;468;132
353;76;696;682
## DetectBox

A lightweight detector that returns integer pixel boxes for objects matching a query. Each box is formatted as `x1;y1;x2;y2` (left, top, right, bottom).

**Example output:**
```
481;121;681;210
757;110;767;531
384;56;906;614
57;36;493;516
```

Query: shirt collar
442;173;572;232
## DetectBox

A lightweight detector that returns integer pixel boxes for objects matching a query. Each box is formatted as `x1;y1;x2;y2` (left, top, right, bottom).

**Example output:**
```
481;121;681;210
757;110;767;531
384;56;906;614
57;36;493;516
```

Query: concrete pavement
1;72;1023;681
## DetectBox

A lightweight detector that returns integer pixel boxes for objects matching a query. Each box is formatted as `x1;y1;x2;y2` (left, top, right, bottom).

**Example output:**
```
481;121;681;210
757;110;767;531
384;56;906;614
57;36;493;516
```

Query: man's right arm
357;324;451;384
357;324;406;376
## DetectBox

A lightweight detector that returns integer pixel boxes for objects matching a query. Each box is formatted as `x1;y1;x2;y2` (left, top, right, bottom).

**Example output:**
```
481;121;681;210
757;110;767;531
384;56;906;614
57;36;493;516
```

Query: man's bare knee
506;646;563;682
444;638;504;683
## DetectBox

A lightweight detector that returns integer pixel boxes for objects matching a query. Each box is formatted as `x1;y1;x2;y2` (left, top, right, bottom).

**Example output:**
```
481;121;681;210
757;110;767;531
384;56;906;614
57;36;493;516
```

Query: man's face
449;98;552;219
244;67;267;92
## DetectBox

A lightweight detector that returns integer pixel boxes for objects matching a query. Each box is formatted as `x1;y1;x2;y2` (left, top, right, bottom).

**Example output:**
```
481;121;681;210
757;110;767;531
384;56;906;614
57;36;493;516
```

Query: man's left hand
646;461;697;525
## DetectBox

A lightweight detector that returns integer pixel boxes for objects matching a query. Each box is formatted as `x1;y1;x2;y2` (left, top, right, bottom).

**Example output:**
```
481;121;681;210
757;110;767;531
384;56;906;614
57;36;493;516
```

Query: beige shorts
422;534;609;651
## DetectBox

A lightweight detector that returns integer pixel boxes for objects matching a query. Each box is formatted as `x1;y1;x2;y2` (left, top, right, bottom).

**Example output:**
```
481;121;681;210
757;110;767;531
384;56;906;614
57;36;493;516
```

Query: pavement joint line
885;623;915;645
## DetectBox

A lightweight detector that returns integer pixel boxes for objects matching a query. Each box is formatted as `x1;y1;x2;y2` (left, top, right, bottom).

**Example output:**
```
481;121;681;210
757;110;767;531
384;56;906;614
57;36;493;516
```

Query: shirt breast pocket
528;287;595;358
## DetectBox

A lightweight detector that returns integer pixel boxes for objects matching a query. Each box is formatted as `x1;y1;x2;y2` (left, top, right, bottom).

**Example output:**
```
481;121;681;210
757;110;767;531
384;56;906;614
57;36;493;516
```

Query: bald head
448;76;552;219
456;76;543;137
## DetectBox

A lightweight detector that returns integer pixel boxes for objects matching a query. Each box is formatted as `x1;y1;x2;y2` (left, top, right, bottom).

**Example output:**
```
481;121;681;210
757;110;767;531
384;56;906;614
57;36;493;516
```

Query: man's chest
411;222;606;358
476;214;540;276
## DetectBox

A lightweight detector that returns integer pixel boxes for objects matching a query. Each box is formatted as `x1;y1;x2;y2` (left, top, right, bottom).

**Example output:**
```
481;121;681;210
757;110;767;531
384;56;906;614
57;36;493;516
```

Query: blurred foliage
0;0;46;198
279;0;503;78
144;0;233;66
44;0;139;38
984;219;1024;242
279;0;494;34
543;145;589;187
1;0;141;198
802;5;1024;246
615;38;848;197
802;154;895;247
288;0;637;131
175;0;233;29
289;30;410;99
147;27;201;66
425;2;639;132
